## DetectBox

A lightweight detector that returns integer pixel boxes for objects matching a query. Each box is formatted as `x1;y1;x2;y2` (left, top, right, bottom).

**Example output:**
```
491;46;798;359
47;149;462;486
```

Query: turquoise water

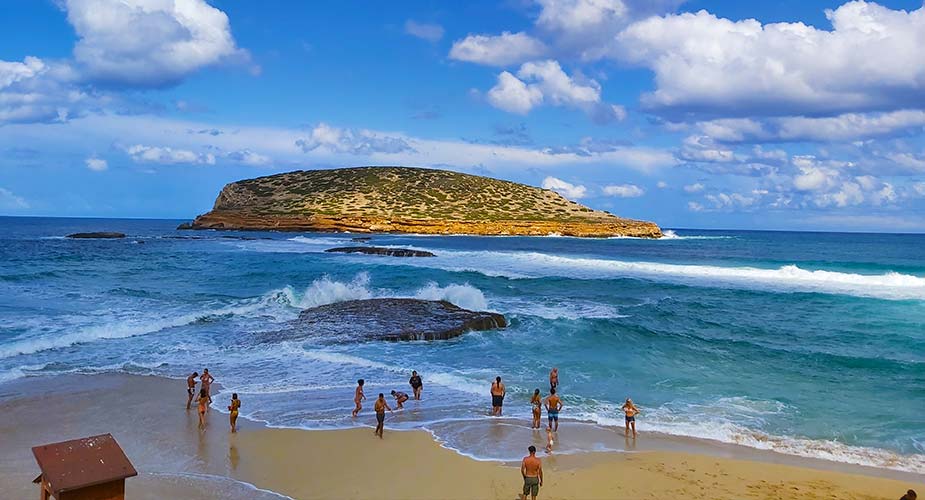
1;217;923;472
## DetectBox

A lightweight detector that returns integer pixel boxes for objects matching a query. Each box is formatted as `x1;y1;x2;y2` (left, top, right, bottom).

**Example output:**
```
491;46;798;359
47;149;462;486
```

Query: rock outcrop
185;167;662;238
290;298;506;342
66;232;126;239
325;246;435;257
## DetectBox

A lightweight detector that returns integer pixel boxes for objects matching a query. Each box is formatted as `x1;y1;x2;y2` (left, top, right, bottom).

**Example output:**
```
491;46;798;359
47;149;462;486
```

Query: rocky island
184;166;662;238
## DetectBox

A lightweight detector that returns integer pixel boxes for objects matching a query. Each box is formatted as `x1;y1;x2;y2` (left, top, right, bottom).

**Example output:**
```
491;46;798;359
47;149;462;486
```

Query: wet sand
0;373;921;499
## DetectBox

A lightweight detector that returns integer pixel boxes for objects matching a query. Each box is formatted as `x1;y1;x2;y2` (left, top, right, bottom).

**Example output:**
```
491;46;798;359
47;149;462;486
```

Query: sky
1;0;924;232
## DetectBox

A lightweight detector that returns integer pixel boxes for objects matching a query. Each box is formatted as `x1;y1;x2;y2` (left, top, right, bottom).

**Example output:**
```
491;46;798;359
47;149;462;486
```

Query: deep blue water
1;217;923;472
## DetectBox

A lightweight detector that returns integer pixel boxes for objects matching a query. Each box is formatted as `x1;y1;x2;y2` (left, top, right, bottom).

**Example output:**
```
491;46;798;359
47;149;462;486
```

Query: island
66;232;126;239
183;166;662;238
325;246;436;257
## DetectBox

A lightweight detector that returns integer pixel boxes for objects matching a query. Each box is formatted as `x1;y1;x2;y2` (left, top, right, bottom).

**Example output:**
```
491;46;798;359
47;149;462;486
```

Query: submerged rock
66;232;126;239
350;237;372;242
176;222;194;230
325;246;435;257
293;298;506;342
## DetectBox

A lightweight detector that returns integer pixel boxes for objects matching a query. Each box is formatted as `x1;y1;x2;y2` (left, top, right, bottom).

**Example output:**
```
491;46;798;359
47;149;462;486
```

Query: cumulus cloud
0;56;101;124
65;0;250;87
487;60;625;122
603;183;644;197
296;123;416;155
618;2;925;117
126;144;216;165
404;20;444;42
449;31;546;66
85;157;107;171
227;149;271;166
542;176;587;199
913;182;925;196
656;180;668;189
683;182;704;193
0;187;29;210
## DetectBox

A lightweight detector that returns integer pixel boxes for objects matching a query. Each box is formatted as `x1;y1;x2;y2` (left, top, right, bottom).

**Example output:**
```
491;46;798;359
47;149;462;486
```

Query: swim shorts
492;395;504;407
548;410;559;421
625;415;635;423
523;476;539;496
376;412;385;424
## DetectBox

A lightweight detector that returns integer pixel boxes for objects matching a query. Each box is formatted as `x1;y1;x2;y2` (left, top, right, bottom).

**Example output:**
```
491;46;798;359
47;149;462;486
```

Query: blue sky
1;0;924;231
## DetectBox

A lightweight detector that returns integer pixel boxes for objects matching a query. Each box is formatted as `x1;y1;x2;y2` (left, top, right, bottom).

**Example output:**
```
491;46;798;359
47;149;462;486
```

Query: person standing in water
197;388;209;430
520;445;543;500
186;371;198;410
352;379;366;417
622;398;641;438
391;390;409;409
545;427;555;454
409;370;423;400
530;389;542;429
200;369;215;406
491;376;506;416
228;393;241;433
549;368;558;392
545;388;562;432
374;393;393;438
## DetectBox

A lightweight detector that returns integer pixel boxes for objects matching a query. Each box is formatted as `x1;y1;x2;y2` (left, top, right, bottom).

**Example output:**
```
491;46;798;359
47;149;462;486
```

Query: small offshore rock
66;232;126;239
325;246;435;257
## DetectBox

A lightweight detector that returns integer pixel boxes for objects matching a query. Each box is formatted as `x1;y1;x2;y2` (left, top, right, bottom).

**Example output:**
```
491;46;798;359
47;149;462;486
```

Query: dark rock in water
325;246;435;257
177;222;194;230
293;298;506;342
66;232;126;239
350;237;372;242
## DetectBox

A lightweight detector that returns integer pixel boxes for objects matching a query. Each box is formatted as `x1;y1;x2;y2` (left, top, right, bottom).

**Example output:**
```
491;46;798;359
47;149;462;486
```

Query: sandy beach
0;373;921;499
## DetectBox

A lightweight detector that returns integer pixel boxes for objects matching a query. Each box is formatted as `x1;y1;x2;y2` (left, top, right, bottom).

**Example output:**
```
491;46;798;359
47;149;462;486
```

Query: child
545;426;555;454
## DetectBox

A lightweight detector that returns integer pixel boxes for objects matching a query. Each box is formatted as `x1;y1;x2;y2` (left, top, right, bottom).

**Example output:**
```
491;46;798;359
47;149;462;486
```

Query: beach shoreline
0;373;921;499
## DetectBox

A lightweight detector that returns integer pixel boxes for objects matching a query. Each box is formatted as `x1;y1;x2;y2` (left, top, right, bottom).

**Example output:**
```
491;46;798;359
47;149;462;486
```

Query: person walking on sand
374;393;393;438
409;370;423;400
531;389;542;429
549;368;558;392
545;427;555;454
200;369;215;405
352;379;366;417
391;390;409;409
186;371;198;410
228;393;241;433
545;388;562;432
520;445;543;500
622;398;641;438
197;388;209;430
491;376;506;416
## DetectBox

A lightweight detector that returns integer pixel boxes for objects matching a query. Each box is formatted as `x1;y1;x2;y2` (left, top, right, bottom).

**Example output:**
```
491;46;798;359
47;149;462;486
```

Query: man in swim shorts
520;445;543;500
409;370;423;400
391;389;409;409
374;393;393;438
186;371;198;410
549;367;558;392
491;376;506;416
545;388;562;431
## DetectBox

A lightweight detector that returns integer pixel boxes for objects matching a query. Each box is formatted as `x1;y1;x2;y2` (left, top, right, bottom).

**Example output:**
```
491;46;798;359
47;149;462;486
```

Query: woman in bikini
531;389;542;429
622;398;640;438
197;388;209;430
228;393;241;433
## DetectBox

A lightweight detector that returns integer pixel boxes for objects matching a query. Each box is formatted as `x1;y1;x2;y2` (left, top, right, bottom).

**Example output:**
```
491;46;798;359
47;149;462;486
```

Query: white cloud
704;191;758;210
296;123;416;155
487;72;544;114
487;60;625;122
85;157;108;171
656;180;668;189
678;135;736;163
683;183;704;193
692;110;925;143
65;0;249;87
0;56;100;124
687;201;703;212
618;2;925;116
0;187;29;210
914;182;925;196
449;31;546;66
542;176;587;199
404;20;444;42
602;183;644;197
126;144;216;165
227;149;271;166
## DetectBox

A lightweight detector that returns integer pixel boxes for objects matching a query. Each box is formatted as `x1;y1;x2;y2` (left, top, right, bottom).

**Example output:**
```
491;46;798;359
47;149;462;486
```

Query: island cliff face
188;167;662;238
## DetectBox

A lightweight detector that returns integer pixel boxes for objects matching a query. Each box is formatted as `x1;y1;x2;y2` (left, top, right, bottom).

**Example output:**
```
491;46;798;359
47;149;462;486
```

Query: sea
1;216;923;474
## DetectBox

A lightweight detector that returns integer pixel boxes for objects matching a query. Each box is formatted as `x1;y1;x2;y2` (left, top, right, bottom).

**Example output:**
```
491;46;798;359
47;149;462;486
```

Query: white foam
414;283;489;311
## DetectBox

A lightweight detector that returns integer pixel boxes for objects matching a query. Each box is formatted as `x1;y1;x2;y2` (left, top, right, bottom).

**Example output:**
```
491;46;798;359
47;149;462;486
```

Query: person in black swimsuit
409;370;423;400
